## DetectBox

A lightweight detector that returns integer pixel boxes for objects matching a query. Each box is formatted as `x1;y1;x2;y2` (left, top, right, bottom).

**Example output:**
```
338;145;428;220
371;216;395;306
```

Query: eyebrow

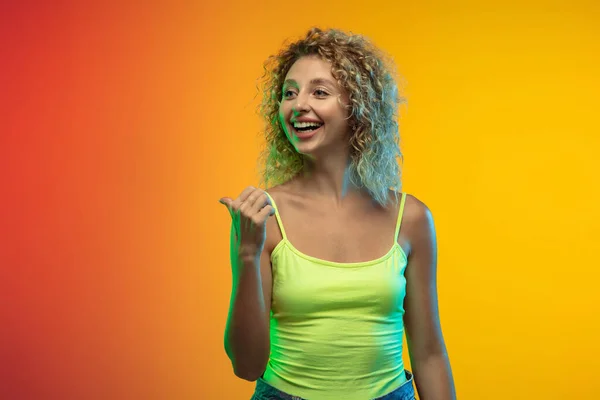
283;78;337;87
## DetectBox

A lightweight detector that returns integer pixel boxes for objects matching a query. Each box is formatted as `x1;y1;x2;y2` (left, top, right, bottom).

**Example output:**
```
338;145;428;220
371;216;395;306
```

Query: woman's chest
271;255;408;317
296;216;392;261
268;198;406;264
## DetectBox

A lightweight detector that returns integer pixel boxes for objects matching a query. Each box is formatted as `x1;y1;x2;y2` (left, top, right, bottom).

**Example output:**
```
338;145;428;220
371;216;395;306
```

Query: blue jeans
251;370;416;400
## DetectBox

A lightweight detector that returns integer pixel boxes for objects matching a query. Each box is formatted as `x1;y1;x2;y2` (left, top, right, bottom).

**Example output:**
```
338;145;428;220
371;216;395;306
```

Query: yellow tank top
262;192;409;400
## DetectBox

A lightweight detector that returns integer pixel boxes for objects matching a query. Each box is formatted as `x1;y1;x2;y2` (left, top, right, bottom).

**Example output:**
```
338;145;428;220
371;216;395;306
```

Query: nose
292;95;311;114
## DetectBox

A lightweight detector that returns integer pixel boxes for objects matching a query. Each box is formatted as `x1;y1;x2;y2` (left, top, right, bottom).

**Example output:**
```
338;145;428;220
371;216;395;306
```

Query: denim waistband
251;370;415;400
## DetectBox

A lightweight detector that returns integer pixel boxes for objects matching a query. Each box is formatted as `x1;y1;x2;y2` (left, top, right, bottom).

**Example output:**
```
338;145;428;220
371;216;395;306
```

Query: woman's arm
223;246;272;381
403;197;456;399
223;198;274;382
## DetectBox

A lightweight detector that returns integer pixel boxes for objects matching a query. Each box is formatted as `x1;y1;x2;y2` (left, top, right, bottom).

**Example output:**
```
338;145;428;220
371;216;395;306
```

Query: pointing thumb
219;197;232;207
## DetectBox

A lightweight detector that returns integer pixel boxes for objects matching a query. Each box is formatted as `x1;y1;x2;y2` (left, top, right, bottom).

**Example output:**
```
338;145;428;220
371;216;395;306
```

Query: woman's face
278;55;351;155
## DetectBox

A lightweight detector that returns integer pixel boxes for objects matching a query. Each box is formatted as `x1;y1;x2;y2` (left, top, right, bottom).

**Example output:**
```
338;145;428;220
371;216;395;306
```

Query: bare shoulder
264;179;301;211
264;183;286;198
389;190;432;221
263;183;293;254
394;192;436;257
264;182;291;211
403;193;433;224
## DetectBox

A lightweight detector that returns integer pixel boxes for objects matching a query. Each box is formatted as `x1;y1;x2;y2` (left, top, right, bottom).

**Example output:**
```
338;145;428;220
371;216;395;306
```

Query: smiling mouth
292;124;323;140
291;121;324;135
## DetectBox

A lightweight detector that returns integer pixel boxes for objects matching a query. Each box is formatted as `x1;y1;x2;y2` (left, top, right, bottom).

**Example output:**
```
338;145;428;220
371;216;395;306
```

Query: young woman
220;27;456;400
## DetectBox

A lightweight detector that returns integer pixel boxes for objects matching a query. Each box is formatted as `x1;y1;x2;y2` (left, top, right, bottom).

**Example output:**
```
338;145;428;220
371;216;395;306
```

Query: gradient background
1;1;599;399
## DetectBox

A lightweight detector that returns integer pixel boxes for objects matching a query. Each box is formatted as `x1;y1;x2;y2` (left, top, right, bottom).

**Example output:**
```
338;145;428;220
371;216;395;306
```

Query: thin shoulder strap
394;192;408;243
264;191;287;241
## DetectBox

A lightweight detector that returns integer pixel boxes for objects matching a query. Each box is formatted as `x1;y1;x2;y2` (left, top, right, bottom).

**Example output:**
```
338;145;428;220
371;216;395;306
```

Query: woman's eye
283;89;296;98
314;89;329;97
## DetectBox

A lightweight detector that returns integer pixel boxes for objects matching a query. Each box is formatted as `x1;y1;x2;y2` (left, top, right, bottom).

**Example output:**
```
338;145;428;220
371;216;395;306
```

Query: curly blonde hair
256;27;406;208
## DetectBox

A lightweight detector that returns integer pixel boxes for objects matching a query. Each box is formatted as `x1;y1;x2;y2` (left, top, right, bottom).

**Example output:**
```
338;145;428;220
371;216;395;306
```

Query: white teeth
293;121;323;129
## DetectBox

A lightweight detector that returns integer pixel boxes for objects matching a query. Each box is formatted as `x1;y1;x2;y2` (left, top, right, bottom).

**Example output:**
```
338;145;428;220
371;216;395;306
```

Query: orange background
1;1;599;399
